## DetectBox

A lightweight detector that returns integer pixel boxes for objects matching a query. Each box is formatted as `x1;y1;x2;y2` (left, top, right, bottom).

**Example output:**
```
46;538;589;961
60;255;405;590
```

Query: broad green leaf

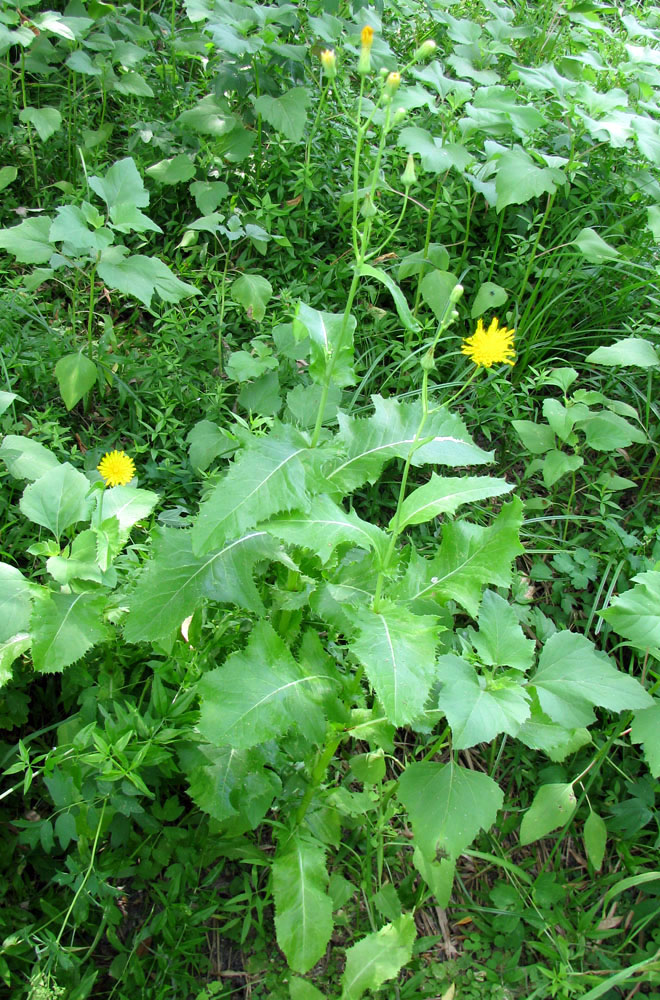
273;834;333;974
0;435;61;480
189;180;229;214
254;87;310;143
584;811;607;870
398;243;449;280
471;281;508;318
125;527;275;642
587;337;660;368
290;978;326;1000
648;205;660;240
495;146;565;211
396;498;524;616
49;206;113;254
0;216;53;264
30;591;109;673
420;270;459;321
341;914;416;1000
576;411;646;451
192;426;310;554
600;571;660;654
359;263;420;333
294;302;356;388
216;124;256;162
186;419;235;471
630;702;660;777
181;743;279;826
0;634;31;688
94;485;158;543
512;419;554;454
398;126;473;173
436;654;530;748
0;564;32;642
198;621;330;748
287;383;342;428
0;391;22;416
89;156;149;211
517;704;591;761
177;95;237;135
109;202;161;235
326;396;492;496
146;154;196;185
46;529;109;586
347;604;441;726
98;246;199;308
0;166;18;191
529;631;653;728
542;450;583;487
19;106;62;142
66;49;102;75
519;783;577;846
112;71;154;97
230;273;273;322
468;590;536;670
55;353;97;410
20;464;90;540
572;227;620;263
263;495;388;564
398;760;503;862
395;474;513;530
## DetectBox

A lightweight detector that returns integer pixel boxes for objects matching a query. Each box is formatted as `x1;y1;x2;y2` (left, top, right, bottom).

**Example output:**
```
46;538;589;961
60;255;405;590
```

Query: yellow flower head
361;25;374;49
461;317;515;369
320;48;337;78
97;450;136;487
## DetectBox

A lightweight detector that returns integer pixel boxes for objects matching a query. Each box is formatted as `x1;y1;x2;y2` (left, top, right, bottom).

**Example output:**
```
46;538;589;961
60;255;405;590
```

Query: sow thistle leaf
192;427;310;555
587;337;660;369
529;631;653;728
359;263;420;333
398;126;474;173
600;570;660;654
519;783;577;846
0;216;53;264
516;701;591;762
55;352;97;411
294;301;357;388
326;396;492;496
180;743;280;827
230;273;273;322
495;146;565;211
198;621;331;748
347;604;441;726
0;634;31;688
263;495;388;564
94;485;158;544
467;589;535;671
98;246;200;308
30;591;110;673
0;564;32;642
341;914;416;1000
395;474;513;530
273;833;333;974
20;463;91;540
254;87;310;143
630;702;660;777
436;654;530;749
89;156;150;211
19;106;62;142
0;435;61;481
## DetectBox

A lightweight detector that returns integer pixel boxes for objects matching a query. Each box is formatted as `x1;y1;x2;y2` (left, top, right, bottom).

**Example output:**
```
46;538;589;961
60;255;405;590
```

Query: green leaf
468;590;536;670
49;205;113;254
576;411;646;451
109;202;161;235
263;495;388;564
0;435;61;480
519;783;577;846
146;154;196;185
112;70;154;97
30;591;109;673
398;126;473;173
46;529;109;585
495;146;565;211
584;811;607;870
395;474;513;530
630;702;660;777
347;604;441;726
230;273;273;322
398;244;449;280
181;743;279;826
186;419;235;471
19;106;62;142
326;396;492;496
197;621;330;748
396;499;524;616
294;301;357;388
290;978;326;1000
273;834;333;974
600;571;660;654
0;166;18;192
436;654;530;748
341;915;416;1000
517;704;591;761
572;227;620;263
20;464;90;540
0;391;22;416
54;353;97;410
192;426;310;555
398;760;503;862
94;485;158;543
189;180;229;214
542;450;583;487
0;564;32;642
471;281;508;318
512;419;554;454
420;270;459;321
529;631;653;728
177;95;237;136
587;337;660;368
0;634;31;688
89;156;149;211
359;263;420;333
0;216;53;264
98;246;199;308
254;87;310;143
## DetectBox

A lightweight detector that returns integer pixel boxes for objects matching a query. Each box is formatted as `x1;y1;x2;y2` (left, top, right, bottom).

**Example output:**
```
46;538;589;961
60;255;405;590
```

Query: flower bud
383;71;401;99
358;24;374;75
392;107;407;125
450;283;464;304
414;39;436;62
421;347;435;371
320;48;337;80
361;25;374;50
361;193;378;218
401;154;416;188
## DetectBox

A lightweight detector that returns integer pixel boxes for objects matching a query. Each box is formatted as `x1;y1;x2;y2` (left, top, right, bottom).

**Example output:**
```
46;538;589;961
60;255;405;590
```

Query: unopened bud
361;193;378;218
361;25;374;50
383;71;401;99
450;283;464;304
320;49;337;80
421;347;435;371
401;154;416;188
414;39;436;62
358;25;374;75
393;107;407;125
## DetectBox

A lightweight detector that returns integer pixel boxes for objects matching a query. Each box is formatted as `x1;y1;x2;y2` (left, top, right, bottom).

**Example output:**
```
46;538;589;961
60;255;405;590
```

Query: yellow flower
320;48;337;79
97;450;136;487
461;317;516;369
361;25;374;49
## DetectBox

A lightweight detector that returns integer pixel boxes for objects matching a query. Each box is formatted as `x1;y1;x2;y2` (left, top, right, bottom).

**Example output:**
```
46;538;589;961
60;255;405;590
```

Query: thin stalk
295;730;343;826
87;263;97;356
56;799;108;947
517;192;556;328
486;211;506;282
413;177;443;318
216;246;231;369
457;187;476;273
20;52;39;197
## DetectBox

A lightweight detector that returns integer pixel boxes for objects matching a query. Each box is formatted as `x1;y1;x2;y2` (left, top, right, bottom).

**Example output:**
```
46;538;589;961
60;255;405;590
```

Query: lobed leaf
273;833;333;974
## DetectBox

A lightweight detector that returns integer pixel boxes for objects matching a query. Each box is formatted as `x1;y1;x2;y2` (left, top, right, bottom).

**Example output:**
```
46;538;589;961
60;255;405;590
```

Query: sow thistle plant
0;23;657;999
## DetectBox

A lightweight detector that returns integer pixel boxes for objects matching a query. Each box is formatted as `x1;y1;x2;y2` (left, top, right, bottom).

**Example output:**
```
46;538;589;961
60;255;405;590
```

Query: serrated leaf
19;106;62;142
231;273;273;322
587;337;660;368
89;156;149;211
600;571;660;654
186;419;235;471
519;783;577;846
98;246;199;308
294;301;356;388
495;146;564;211
0;564;32;642
181;743;279;825
263;495;388;564
55;353;97;410
20;463;90;540
46;529;108;585
517;703;591;761
530;631;653;728
395;474;513;530
468;590;536;670
192;427;310;555
573;227;620;263
0;435;61;480
630;702;660;777
273;834;333;974
109;202;161;235
471;281;508;318
254;87;310;143
359;263;420;333
50;205;113;254
94;485;158;543
436;654;530;748
198;621;331;748
0;216;53;264
584;811;607;870
347;604;441;726
0;634;31;687
341;914;416;1000
30;591;109;673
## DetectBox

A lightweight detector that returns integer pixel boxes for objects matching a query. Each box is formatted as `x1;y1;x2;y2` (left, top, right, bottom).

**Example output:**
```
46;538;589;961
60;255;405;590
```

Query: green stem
295;730;343;826
20;51;39;198
413;177;443;318
517;192;556;328
216;247;231;369
88;263;97;356
56;799;107;947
